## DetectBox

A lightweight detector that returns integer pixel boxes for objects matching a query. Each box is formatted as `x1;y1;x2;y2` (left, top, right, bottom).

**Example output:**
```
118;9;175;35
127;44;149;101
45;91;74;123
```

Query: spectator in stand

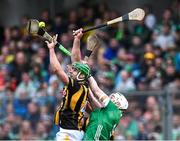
19;120;34;140
35;121;48;140
13;90;30;119
136;122;148;140
103;38;120;60
29;63;47;89
0;122;12;140
146;66;162;90
144;5;156;30
9;52;29;84
168;73;180;114
164;65;176;84
155;23;175;51
114;70;136;92
129;35;143;61
15;72;37;98
52;13;67;35
172;115;180;140
26;101;40;130
96;71;115;93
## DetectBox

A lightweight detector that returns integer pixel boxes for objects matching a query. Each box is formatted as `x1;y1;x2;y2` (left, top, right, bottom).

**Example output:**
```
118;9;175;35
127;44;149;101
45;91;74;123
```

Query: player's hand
73;28;83;39
46;34;58;49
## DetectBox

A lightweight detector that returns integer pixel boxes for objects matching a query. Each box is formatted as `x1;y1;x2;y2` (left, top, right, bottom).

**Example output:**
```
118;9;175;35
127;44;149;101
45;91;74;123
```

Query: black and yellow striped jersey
54;77;89;130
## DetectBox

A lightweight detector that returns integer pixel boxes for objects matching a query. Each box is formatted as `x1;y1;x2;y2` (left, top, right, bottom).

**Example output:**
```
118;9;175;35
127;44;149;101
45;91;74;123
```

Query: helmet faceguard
72;62;90;81
109;92;128;110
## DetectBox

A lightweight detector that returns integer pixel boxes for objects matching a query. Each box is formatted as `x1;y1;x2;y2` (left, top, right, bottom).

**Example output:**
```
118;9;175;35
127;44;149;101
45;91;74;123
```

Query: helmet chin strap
76;72;85;81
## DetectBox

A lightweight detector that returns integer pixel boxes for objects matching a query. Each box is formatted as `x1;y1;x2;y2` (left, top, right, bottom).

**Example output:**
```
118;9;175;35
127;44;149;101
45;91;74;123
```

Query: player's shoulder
109;101;123;118
107;100;118;108
108;100;122;114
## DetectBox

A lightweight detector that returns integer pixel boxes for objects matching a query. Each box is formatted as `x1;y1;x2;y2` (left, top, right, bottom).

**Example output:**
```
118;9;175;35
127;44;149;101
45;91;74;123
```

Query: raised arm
46;35;69;85
71;28;83;63
88;76;109;105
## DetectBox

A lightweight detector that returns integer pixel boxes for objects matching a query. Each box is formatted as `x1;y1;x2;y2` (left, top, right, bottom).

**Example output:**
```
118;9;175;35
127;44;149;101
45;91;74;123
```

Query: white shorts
56;127;84;141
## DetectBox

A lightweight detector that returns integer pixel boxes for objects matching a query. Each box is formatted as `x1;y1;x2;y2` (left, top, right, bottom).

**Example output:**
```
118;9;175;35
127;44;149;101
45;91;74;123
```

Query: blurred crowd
0;0;180;140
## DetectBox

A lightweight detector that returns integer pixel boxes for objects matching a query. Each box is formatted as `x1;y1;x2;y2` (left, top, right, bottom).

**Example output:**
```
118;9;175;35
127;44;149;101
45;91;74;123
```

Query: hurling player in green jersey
83;76;128;140
72;29;128;140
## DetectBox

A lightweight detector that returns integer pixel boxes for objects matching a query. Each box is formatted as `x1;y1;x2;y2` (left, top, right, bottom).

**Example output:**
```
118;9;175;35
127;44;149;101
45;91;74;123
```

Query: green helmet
72;62;90;79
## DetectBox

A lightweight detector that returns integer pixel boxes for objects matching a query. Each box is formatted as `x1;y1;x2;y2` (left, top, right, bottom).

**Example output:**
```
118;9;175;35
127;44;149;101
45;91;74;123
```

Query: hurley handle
81;8;145;34
82;23;107;33
55;43;71;56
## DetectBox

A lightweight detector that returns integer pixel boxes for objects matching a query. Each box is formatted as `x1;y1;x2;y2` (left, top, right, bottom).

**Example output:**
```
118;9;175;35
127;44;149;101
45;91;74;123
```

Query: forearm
71;38;81;63
49;48;68;84
88;76;108;101
88;89;102;108
49;48;61;71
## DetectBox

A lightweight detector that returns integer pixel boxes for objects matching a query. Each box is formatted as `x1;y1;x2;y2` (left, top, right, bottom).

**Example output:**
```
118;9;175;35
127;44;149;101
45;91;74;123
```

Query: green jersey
83;100;122;140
